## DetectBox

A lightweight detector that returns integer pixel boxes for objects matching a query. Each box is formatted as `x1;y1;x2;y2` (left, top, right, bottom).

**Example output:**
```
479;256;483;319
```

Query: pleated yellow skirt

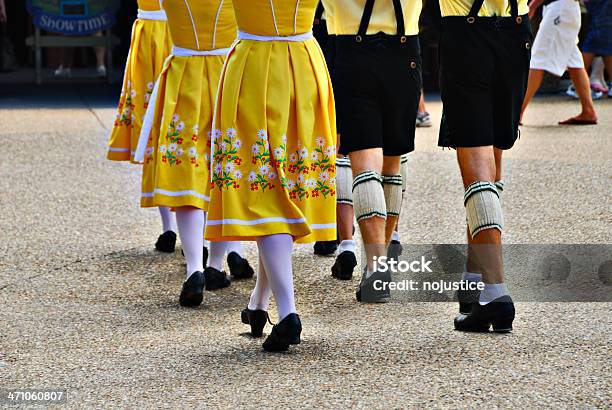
205;39;337;243
107;19;171;163
140;55;224;210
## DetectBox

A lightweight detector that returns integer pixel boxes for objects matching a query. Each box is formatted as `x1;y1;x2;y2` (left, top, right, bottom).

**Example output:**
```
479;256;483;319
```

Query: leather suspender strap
357;0;376;38
509;0;519;18
356;0;406;41
468;0;486;17
392;0;406;35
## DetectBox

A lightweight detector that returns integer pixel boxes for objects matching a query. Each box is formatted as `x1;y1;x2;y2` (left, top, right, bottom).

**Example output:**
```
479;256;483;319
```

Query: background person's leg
561;67;598;124
520;69;545;120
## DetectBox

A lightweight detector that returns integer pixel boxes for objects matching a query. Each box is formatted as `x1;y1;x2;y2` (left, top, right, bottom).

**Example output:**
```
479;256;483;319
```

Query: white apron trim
236;30;314;42
171;45;231;56
137;9;167;21
134;46;230;162
142;188;209;201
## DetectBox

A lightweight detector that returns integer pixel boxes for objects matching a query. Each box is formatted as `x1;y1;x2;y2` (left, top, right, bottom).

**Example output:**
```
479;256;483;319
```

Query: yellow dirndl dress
205;0;337;244
136;0;236;211
107;0;172;163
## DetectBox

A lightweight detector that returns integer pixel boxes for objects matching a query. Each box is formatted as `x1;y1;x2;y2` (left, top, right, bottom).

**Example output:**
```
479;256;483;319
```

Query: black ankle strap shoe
155;231;176;253
179;271;205;307
227;252;254;280
262;313;302;352
203;267;231;291
241;307;271;338
454;295;515;333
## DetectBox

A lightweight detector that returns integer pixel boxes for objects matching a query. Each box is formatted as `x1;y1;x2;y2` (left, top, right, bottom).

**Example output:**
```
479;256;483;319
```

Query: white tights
248;234;296;321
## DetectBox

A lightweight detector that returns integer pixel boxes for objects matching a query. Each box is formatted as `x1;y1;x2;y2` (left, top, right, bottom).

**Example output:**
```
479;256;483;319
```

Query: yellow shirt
439;0;529;17
137;0;163;12
322;0;421;36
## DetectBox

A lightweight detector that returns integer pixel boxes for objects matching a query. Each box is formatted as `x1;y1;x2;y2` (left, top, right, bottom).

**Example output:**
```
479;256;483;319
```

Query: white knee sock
208;241;229;270
248;258;272;311
479;283;509;305
226;241;244;257
337;239;356;254
159;206;177;233
257;234;296;321
175;208;204;278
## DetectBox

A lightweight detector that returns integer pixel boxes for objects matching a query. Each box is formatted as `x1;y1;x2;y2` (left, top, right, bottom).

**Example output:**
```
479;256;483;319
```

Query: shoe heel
250;315;266;338
492;317;514;333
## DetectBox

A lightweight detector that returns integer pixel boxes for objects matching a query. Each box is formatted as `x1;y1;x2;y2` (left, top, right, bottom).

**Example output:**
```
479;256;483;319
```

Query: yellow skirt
140;55;224;210
107;18;171;163
205;39;337;243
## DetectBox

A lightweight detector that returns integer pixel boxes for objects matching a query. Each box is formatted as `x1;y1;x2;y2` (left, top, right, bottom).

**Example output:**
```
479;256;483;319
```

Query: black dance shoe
313;240;338;256
262;313;302;352
454;295;515;333
203;267;231;290
227;252;254;280
241;307;270;338
355;269;392;303
179;271;205;307
331;251;357;280
155;231;176;253
457;284;481;314
387;239;403;262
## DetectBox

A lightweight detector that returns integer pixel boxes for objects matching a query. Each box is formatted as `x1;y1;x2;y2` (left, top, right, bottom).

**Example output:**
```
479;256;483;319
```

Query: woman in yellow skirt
205;0;337;352
106;0;177;253
134;0;254;307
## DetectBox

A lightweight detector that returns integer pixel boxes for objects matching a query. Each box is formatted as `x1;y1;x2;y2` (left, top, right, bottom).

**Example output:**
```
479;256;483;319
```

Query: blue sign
26;0;120;36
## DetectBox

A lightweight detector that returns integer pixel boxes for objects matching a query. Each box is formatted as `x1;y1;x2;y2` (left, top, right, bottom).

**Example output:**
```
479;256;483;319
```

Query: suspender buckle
467;16;476;24
516;16;523;24
355;35;363;43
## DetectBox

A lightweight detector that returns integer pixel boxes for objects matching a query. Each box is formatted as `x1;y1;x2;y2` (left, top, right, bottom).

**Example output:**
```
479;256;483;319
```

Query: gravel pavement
0;89;610;408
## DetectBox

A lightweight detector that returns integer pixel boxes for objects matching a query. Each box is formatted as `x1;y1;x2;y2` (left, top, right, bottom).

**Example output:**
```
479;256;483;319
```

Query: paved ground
0;84;610;408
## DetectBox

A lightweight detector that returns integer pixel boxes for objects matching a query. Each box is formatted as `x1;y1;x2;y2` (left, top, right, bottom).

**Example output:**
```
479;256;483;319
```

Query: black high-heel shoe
227;252;254;279
203;267;231;290
262;313;302;352
454;295;515;333
241;308;270;337
179;271;205;307
155;231;176;253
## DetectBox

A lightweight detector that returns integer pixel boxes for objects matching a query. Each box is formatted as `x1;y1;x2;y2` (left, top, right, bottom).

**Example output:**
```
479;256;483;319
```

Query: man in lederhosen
323;0;423;302
438;0;532;332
